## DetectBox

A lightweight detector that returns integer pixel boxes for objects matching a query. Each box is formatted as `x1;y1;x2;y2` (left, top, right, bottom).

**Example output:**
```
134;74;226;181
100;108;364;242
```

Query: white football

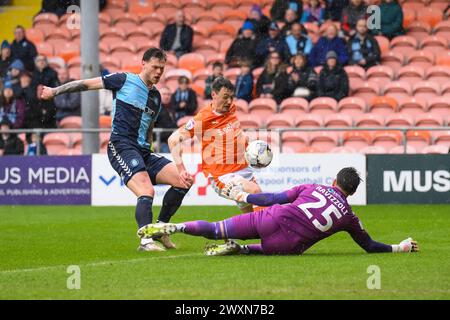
245;140;273;168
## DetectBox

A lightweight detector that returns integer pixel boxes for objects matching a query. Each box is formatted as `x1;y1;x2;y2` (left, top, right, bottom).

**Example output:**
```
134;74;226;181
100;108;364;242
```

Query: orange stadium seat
375;35;390;55
100;55;121;71
209;23;237;42
43;133;71;155
414;113;445;127
355;113;385;127
351;81;380;104
309;132;339;152
193;39;220;53
412;81;441;100
59;116;82;129
342;131;372;150
236;114;261;129
428;97;450;117
436;51;450;67
366;65;394;84
425;66;450;86
69;133;83;149
296;146;323;153
406;21;431;42
309;97;337;115
406;50;435;69
195;12;222;30
224;68;241;82
56;42;80;63
219;38;234;53
222;10;247;30
209;0;235;11
100;27;126;46
389;145;417;154
114;13;140;30
192;69;212;83
420;35;448;54
359;146;387;154
128;29;154;49
128;1;154;16
372;131;402;150
281;131;309;153
279;97;309;117
324;114;353;128
36;42;54;57
99;115;112;128
45;28;72;47
398;96;428;116
406;130;431;152
68;66;80;80
248;98;277;117
381;51;405;72
295;114;323;128
390;36;418;55
401;7;416;28
383;81;412;102
178;53;206;74
385;113;414;128
369;96;398;115
99;42;110;54
266;114;295;129
205;53;226;66
433;130;450;147
433;21;450;40
396;65;425;85
26;28;45;44
33;13;59;29
234;99;249;113
421;145;449;154
418;7;442;28
180;0;207;18
337;97;366;116
344;65;365;81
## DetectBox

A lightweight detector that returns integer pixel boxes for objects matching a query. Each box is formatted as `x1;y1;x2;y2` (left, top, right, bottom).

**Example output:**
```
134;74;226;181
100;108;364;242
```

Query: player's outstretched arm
346;216;419;253
41;77;104;100
225;184;292;206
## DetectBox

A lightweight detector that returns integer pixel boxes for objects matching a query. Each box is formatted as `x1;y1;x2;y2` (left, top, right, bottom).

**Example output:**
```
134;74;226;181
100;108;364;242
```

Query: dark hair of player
211;77;235;93
142;47;167;62
336;167;362;196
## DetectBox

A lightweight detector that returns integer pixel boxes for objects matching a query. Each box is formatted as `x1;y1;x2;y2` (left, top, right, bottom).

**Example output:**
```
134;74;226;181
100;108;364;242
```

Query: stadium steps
0;0;40;42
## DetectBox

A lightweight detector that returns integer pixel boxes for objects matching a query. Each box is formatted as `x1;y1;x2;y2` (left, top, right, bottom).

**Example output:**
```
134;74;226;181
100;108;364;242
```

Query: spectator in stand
235;59;254;103
159;10;193;58
317;51;349;101
154;86;177;153
374;0;404;40
0;40;13;80
54;67;81;123
0;81;25;129
18;71;36;113
341;0;367;38
10;25;37;72
309;24;348;67
256;51;290;104
288;53;318;101
204;62;223;100
255;22;290;66
285;23;313;60
225;21;258;68
32;55;58;88
244;5;271;39
25;132;47;156
348;18;381;69
170;76;197;122
25;84;56;129
0;118;24;156
280;9;300;37
271;0;303;22
324;0;349;22
6;59;25;96
301;0;325;25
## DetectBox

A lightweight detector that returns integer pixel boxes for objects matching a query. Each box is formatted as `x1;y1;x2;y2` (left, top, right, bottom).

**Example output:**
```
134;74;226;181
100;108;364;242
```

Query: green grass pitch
0;205;449;299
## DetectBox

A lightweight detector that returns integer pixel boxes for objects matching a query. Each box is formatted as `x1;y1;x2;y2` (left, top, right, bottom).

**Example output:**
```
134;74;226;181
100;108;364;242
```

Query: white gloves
392;237;419;253
223;181;249;203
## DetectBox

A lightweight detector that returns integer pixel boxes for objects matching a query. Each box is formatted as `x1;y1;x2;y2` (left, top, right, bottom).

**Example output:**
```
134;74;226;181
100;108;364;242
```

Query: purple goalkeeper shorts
225;209;302;255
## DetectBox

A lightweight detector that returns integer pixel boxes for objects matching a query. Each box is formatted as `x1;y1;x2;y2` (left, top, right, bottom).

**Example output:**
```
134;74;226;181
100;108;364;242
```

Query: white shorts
210;167;256;209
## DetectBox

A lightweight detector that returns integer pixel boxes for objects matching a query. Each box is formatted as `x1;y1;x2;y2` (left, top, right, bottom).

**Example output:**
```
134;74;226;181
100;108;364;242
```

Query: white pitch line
0;253;202;275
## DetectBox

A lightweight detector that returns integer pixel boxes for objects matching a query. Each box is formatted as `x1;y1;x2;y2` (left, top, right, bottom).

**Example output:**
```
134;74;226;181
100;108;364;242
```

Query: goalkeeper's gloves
223;183;249;203
392;237;419;253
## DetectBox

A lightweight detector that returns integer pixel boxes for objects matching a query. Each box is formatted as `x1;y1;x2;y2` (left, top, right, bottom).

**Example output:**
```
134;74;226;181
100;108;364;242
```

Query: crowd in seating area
0;0;449;156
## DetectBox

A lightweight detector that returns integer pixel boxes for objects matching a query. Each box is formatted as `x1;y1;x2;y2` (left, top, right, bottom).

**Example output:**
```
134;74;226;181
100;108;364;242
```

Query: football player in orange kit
168;77;262;213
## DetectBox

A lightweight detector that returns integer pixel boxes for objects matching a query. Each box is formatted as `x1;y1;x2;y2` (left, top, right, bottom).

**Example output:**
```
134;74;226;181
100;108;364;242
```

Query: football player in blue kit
41;48;194;252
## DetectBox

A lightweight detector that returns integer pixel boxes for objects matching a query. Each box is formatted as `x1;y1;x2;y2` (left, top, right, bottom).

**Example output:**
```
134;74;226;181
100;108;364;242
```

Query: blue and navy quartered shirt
102;72;162;150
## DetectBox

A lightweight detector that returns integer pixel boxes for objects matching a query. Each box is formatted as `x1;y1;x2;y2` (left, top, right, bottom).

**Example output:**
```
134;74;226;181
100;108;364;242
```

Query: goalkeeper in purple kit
138;167;419;255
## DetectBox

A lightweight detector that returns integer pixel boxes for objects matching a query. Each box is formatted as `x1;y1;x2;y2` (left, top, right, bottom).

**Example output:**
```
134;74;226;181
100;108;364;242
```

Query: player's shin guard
135;196;154;228
157;187;190;223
